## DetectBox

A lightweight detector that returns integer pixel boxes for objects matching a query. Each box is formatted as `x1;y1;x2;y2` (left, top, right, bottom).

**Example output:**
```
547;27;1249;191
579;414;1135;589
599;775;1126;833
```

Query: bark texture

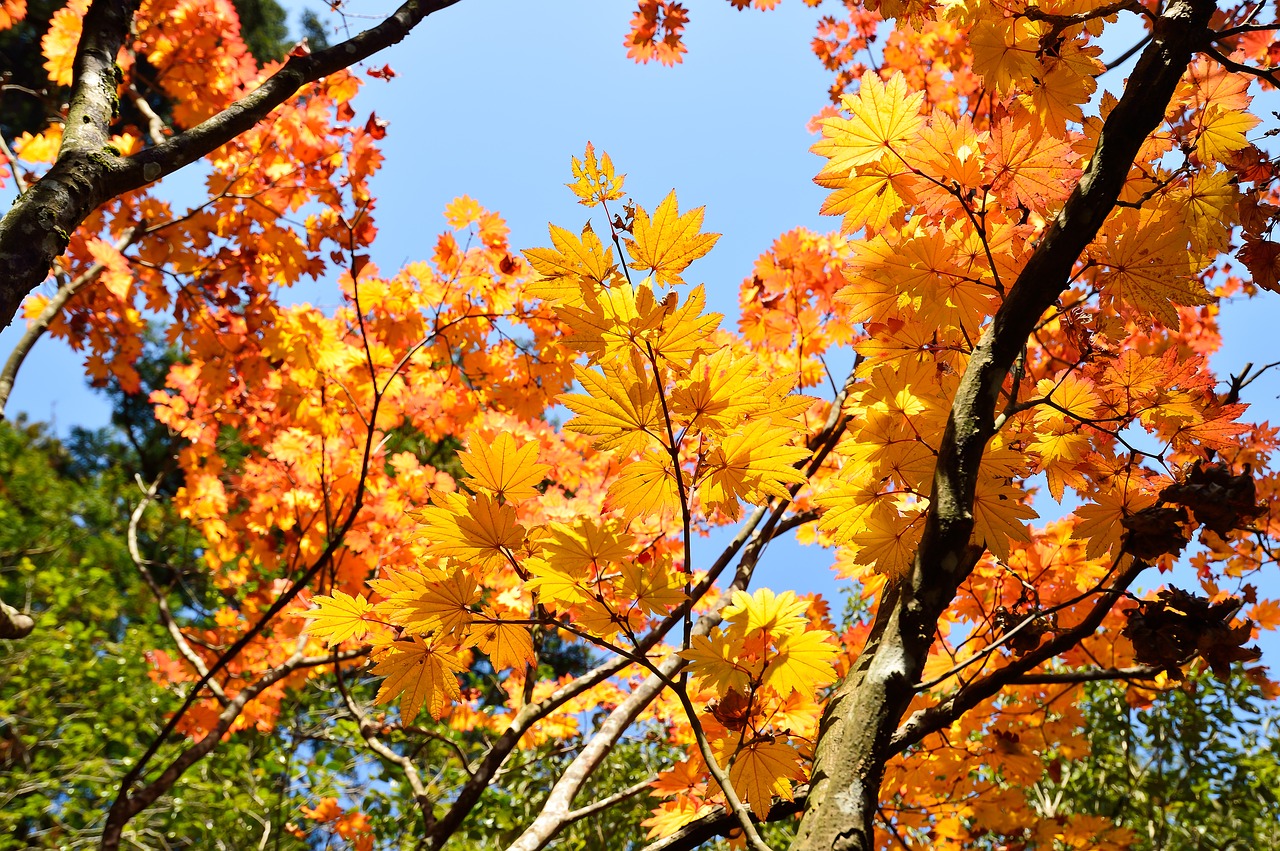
790;3;1217;848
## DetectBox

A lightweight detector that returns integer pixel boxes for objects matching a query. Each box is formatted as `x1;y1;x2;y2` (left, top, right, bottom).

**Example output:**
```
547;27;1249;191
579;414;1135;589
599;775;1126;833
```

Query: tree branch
795;1;1218;847
889;557;1148;755
0;225;140;418
562;777;654;826
101;640;369;849
639;793;805;851
127;473;228;705
336;669;435;833
0;0;464;331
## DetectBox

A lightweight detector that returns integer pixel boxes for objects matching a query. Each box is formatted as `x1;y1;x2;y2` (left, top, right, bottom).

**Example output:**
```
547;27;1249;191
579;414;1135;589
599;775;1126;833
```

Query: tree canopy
1;0;1280;849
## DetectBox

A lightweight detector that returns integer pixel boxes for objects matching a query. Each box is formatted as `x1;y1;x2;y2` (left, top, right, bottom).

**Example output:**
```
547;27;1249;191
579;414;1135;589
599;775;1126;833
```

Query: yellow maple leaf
681;631;757;694
645;284;722;367
698;419;810;518
971;478;1037;561
543;518;636;573
400;568;480;639
523;222;615;284
618;560;685;616
762;628;838;697
1018;62;1097;136
969;18;1042;95
567;142;626;207
371;636;465;722
474;610;537;671
641;796;707;839
525;558;590;609
814;461;896;546
1093;210;1210;327
607;452;685;522
852;504;926;579
670;348;770;435
12;126;62;164
561;360;666;455
816;155;917;234
414;490;525;568
1073;484;1158;559
626;190;720;287
459;430;549;503
812;70;926;174
724;588;809;640
555;281;662;366
727;740;803;820
305;590;374;645
1195;105;1260;164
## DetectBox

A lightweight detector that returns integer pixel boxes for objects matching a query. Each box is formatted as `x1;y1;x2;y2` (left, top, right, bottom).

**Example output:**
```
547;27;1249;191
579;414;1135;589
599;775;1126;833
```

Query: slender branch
127;84;168;145
0;224;141;417
127;474;228;704
561;777;654;826
1010;665;1160;685
1022;0;1143;29
1201;44;1280;83
666;679;776;851
102;642;369;848
914;558;1123;692
0;128;28;195
889;558;1148;754
639;793;806;851
336;669;435;832
399;724;476;777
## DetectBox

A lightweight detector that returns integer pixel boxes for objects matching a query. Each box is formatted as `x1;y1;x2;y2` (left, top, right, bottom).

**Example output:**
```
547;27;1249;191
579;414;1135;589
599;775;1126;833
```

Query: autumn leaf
607;452;685;522
698;418;810;518
305;590;374;644
371;637;466;722
459;430;550;503
724;588;809;640
474;610;537;671
567;142;626;206
762;628;838;696
626;191;720;286
1195;105;1260;164
523;223;615;285
985;117;1079;212
413;490;525;568
681;631;757;694
561;360;666;454
812;71;926;173
727;740;804;819
400;569;480;638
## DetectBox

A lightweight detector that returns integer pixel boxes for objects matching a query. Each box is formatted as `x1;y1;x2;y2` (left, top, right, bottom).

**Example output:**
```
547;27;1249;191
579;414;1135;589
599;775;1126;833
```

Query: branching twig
0;224;141;417
128;473;228;705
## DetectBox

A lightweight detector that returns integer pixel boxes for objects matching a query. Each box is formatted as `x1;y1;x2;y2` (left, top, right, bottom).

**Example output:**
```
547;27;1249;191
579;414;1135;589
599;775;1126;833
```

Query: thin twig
128;473;228;705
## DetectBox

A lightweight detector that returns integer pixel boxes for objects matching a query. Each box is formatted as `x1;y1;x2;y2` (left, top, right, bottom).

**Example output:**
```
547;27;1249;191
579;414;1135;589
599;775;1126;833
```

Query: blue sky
3;0;1279;616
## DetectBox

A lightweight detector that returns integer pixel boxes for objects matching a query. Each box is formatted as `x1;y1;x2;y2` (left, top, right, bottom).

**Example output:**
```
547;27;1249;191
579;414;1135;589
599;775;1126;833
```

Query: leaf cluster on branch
1;0;1280;849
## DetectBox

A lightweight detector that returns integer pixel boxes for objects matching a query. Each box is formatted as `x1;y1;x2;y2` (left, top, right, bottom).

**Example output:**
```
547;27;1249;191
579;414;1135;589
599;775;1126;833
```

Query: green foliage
0;417;322;849
0;405;667;847
1042;670;1280;850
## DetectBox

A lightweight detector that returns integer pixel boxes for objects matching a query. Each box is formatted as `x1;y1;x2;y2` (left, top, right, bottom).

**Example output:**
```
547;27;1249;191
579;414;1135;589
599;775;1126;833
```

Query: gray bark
791;2;1218;848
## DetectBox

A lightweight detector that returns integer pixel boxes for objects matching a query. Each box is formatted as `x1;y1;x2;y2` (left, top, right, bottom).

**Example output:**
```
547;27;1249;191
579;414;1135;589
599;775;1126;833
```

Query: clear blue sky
3;0;1279;613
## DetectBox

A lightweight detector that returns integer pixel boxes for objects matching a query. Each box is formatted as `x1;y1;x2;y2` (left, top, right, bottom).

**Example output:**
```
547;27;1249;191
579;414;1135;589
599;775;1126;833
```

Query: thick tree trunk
791;2;1218;847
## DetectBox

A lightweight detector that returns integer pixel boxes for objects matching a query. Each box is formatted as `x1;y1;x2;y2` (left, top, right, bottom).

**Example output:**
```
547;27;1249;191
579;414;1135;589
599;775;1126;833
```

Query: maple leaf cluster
10;0;1280;845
